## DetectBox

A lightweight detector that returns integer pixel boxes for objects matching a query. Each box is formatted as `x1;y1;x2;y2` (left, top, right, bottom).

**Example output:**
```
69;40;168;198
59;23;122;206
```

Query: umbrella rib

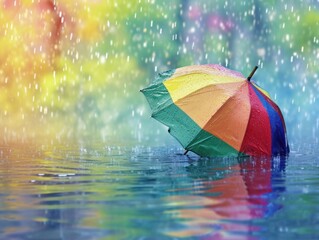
166;75;245;103
142;81;175;116
151;97;175;117
179;82;244;150
203;82;246;125
151;81;242;117
173;80;245;104
185;82;248;152
238;93;252;154
184;96;236;151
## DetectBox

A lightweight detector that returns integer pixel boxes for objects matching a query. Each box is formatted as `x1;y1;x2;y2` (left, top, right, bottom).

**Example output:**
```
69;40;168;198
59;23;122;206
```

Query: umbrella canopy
141;64;289;157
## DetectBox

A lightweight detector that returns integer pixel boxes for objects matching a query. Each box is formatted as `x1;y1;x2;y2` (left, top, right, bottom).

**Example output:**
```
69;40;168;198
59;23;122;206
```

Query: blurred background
0;0;318;145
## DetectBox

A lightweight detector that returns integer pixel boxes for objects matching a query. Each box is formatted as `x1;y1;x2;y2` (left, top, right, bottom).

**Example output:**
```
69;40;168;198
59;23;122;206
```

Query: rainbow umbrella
141;64;289;157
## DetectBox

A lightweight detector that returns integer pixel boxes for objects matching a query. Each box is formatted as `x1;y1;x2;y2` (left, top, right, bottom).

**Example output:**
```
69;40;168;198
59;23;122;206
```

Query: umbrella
141;64;289;157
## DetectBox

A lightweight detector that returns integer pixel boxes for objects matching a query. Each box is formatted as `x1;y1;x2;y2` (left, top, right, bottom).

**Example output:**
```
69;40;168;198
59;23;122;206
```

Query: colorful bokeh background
0;0;318;144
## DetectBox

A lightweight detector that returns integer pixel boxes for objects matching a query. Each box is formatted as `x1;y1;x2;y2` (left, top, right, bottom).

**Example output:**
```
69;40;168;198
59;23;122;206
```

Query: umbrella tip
247;66;258;82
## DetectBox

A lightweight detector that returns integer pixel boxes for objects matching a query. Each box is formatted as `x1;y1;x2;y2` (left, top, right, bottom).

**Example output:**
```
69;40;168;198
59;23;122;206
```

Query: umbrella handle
184;150;189;155
247;66;258;81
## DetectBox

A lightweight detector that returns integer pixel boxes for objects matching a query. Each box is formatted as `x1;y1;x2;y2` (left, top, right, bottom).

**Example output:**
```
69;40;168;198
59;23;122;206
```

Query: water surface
0;142;318;239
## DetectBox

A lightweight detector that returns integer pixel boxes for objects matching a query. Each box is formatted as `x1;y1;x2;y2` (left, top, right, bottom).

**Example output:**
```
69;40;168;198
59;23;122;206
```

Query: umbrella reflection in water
164;156;287;239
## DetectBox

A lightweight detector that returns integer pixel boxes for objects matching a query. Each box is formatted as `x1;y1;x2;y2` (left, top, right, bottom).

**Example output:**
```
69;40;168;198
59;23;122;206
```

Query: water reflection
164;156;287;239
0;144;295;239
0;143;135;239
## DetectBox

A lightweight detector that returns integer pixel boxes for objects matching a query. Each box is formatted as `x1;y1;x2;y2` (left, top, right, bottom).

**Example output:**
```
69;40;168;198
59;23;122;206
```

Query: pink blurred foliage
206;14;234;32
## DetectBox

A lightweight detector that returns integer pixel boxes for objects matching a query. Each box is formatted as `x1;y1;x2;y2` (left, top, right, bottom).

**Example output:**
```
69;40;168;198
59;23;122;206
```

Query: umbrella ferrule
247;66;258;81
